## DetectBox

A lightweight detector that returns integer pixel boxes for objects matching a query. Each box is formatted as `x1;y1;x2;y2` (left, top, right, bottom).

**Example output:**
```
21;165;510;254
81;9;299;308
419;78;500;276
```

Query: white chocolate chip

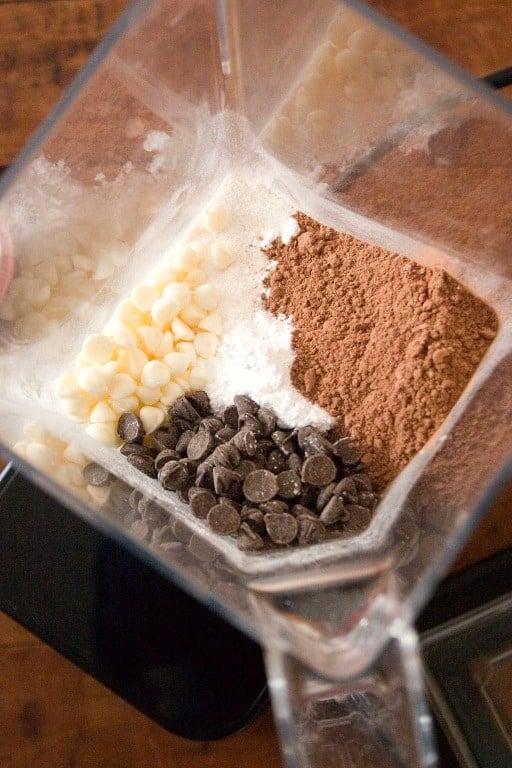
61;396;92;421
153;330;174;358
56;372;81;398
63;444;88;465
204;206;229;233
85;422;119;446
179;303;206;327
173;244;202;271
175;341;197;366
198;311;223;336
173;375;191;392
141;359;171;388
117;348;149;378
160;380;184;405
171;317;195;341
137;325;163;355
90;401;118;423
139;405;165;434
210;243;236;270
136;385;161;405
193;284;218;311
87;484;111;506
151;297;180;327
25;442;59;471
81;333;115;365
163;351;189;376
162;282;192;308
114;327;137;348
185;268;208;288
115;299;145;329
188;365;210;390
109;372;137;399
77;367;109;399
193;331;218;359
111;395;139;415
131;283;159;312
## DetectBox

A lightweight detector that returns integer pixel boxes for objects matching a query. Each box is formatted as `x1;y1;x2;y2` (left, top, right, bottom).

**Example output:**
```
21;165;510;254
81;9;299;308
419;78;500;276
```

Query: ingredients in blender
113;391;378;550
264;212;498;488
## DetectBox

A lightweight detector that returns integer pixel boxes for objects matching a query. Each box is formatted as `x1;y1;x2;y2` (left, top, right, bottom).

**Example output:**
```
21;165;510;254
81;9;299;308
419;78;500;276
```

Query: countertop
1;1;512;766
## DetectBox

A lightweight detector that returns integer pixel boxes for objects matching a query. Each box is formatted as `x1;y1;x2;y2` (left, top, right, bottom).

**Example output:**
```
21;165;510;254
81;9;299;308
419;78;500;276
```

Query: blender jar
1;1;512;766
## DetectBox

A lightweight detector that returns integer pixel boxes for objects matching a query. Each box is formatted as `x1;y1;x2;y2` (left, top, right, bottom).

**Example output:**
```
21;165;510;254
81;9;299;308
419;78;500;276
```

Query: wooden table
1;1;512;766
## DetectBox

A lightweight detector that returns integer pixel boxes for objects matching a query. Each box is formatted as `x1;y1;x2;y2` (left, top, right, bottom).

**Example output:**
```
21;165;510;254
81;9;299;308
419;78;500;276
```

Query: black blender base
0;466;268;741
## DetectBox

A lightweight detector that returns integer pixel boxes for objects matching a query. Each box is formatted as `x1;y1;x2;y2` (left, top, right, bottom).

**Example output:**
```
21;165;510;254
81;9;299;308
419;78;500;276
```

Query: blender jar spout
251;558;438;768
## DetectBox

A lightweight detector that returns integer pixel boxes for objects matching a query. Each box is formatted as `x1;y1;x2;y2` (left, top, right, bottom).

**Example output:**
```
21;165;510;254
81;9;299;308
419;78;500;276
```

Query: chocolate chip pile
110;392;379;550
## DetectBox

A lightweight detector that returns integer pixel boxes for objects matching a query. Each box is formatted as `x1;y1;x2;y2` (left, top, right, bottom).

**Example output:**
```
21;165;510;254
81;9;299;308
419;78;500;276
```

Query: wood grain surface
0;1;512;767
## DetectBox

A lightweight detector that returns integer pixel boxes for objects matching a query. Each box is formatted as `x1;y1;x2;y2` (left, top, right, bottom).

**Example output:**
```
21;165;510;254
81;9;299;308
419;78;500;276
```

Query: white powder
195;169;333;428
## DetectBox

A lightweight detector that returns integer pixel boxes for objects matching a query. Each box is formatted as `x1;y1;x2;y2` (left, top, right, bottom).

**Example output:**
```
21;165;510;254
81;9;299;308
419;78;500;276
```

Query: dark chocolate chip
264;512;298;545
352;474;373;491
212;466;240;495
234;394;259;416
301;454;337;486
298;517;326;546
288;453;303;472
319;496;347;525
211;443;240;469
237;522;265;551
358;491;379;510
120;442;152;457
291;503;318;520
214;425;236;444
238;413;263;435
259;499;289;515
188;488;218;519
271;430;295;455
128;488;143;510
296;426;316;449
265;449;288;473
257;407;277;437
155;448;180;470
344;504;373;533
236;459;257;478
302;431;333;457
277;470;302;499
316;482;336;512
138;499;168;527
168;395;201;424
331;438;361;466
199;417;224;435
185;390;211;417
117;412;145;443
243;469;279;503
240;507;266;533
222;404;239;429
158;461;189;490
126;453;157;478
207;504;240;535
195;462;214;489
82;462;111;487
231;429;257;456
175;429;195;455
335;477;358;503
152;426;180;451
186;430;215;461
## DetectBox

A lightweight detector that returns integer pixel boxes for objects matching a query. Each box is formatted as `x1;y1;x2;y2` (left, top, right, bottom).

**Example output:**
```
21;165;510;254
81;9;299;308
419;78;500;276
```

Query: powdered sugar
190;169;333;428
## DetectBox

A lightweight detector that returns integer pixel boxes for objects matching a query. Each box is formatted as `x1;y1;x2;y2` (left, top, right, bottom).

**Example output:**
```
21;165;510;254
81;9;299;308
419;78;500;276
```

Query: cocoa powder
264;213;498;489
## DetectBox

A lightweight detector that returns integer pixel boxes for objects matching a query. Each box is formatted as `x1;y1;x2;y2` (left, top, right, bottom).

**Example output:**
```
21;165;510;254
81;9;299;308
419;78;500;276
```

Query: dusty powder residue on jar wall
334;117;512;276
264;213;498;489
